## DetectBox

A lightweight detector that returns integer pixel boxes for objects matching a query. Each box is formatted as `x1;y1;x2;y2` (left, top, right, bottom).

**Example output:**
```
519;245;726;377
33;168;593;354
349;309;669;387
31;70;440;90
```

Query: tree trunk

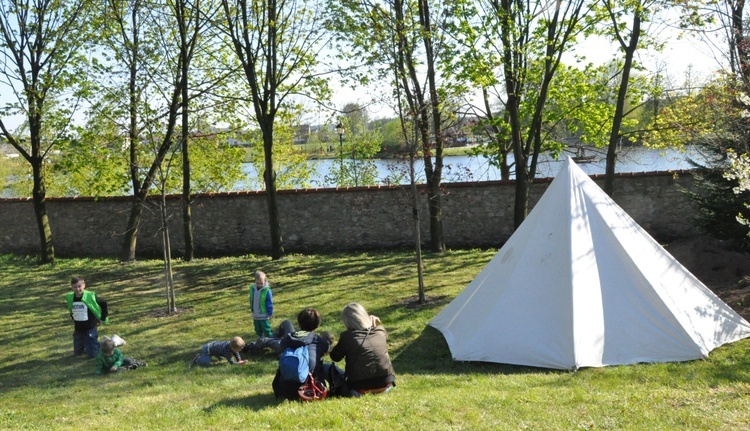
730;0;750;85
181;90;194;261
161;192;176;313
121;198;143;262
262;124;283;260
418;0;445;253
513;158;530;229
124;7;141;262
121;82;182;262
31;157;55;263
121;121;180;263
605;11;640;196
426;185;444;252
409;151;426;304
179;0;194;261
182;176;194;260
506;89;528;228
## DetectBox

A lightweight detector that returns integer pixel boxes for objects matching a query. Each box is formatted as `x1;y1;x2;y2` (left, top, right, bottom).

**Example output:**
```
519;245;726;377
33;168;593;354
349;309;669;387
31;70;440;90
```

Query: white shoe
111;334;126;347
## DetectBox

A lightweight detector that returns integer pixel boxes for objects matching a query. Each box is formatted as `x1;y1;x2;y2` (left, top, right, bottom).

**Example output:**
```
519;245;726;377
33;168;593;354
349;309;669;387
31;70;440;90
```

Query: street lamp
335;122;344;177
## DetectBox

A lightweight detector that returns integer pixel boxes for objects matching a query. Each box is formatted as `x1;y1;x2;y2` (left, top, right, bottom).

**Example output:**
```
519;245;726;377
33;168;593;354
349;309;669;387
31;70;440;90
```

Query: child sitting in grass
318;331;334;353
193;336;248;366
95;339;147;375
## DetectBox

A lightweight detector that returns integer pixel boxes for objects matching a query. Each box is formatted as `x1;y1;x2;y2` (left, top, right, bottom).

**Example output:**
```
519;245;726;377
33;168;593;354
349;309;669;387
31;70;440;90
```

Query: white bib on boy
71;301;88;321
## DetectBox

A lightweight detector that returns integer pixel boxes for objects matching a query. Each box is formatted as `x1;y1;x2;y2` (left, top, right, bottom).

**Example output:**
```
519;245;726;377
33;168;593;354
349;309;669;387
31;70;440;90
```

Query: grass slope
0;251;749;430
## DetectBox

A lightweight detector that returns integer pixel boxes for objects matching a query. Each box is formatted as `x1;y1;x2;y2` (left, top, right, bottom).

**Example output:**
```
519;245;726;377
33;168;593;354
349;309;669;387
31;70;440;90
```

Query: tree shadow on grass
0;354;102;389
205;393;280;412
392;325;552;376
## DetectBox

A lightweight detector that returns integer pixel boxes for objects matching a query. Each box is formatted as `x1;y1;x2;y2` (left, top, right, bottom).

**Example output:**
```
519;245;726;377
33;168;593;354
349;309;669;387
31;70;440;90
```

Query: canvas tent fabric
429;157;750;370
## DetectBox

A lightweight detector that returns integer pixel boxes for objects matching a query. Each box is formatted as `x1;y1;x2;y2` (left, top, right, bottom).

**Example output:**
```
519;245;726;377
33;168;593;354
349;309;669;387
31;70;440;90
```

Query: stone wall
0;171;698;258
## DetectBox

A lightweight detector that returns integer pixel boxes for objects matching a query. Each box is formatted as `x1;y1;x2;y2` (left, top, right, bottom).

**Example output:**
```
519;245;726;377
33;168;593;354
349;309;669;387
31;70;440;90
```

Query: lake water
238;146;712;191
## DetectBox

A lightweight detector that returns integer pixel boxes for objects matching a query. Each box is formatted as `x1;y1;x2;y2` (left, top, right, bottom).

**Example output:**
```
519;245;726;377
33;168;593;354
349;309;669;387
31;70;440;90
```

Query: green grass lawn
1;251;749;430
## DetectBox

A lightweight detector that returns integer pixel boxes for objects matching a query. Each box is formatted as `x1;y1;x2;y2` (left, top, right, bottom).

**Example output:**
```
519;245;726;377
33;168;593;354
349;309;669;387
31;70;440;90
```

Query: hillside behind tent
429;157;750;370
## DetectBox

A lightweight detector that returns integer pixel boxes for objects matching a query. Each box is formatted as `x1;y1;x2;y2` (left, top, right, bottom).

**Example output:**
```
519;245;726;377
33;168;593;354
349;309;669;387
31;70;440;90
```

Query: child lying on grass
95;339;147;375
192;336;248;366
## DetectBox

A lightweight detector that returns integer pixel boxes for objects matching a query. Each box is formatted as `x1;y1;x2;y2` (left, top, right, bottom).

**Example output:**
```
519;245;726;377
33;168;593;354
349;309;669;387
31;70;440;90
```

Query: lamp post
335;122;344;179
352;137;358;187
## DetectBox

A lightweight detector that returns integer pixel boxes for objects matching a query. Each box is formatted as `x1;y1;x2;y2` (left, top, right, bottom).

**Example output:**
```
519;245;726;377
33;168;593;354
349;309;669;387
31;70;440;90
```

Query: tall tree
448;0;588;225
447;1;515;181
173;0;234;261
697;0;750;85
599;0;663;196
329;0;456;252
665;2;750;246
483;0;587;227
0;0;96;263
96;0;153;261
96;0;205;262
402;0;448;252
449;39;619;182
177;0;201;261
219;0;330;260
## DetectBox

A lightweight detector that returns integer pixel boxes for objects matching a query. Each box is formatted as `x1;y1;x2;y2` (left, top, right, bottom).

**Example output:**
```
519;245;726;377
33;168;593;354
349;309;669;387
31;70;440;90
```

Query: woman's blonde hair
342;302;371;331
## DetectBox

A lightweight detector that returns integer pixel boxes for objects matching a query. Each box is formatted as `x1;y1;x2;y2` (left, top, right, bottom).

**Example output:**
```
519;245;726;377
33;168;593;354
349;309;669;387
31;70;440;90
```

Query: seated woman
329;302;396;397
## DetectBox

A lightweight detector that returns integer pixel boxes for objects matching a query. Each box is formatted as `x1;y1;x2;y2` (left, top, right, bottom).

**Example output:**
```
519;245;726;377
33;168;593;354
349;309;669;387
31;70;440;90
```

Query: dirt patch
401;295;448;309
719;286;750;321
664;235;750;320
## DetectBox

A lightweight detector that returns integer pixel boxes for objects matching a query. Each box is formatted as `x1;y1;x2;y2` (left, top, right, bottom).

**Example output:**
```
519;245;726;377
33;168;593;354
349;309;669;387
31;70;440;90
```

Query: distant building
443;116;481;147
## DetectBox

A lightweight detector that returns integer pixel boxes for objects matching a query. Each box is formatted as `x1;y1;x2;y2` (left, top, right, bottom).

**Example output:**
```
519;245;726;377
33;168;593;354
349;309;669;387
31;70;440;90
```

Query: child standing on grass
95;339;147;375
249;270;274;337
65;276;108;358
193;336;248;366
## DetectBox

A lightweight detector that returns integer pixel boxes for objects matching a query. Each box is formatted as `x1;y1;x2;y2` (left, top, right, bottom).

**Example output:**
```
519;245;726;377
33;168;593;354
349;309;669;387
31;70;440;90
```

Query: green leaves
241;120;316;191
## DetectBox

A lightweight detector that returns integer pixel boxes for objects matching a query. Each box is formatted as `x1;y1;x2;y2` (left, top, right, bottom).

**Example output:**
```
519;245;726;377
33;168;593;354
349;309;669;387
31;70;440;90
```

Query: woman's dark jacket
329;325;396;390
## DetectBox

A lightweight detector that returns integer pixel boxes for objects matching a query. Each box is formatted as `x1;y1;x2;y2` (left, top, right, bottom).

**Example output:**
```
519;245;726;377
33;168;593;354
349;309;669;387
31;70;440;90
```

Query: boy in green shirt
65;276;108;358
95;339;147;375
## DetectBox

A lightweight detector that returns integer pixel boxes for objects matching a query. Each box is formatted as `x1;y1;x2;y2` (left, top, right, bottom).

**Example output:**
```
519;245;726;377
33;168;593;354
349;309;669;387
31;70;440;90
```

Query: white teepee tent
429;157;750;370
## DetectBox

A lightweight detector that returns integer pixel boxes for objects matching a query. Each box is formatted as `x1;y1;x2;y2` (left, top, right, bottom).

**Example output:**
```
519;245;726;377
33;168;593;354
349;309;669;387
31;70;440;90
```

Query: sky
0;19;729;133
330;22;728;122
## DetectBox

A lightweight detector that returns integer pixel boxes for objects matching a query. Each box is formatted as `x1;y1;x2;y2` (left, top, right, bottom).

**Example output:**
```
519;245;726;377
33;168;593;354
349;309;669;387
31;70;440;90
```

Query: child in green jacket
95;339;146;375
249;271;274;337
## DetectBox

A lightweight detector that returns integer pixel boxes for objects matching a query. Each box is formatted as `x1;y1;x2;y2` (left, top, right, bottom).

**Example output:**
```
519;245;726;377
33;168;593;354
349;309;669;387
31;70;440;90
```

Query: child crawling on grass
95;339;147;375
192;336;248;366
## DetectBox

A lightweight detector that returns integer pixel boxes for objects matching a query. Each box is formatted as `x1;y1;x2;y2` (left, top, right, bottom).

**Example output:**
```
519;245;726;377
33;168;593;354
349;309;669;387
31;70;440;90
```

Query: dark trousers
248;319;296;354
73;327;100;358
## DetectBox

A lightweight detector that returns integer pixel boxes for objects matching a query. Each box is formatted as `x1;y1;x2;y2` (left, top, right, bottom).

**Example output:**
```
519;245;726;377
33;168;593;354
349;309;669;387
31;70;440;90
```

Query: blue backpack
278;345;309;383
